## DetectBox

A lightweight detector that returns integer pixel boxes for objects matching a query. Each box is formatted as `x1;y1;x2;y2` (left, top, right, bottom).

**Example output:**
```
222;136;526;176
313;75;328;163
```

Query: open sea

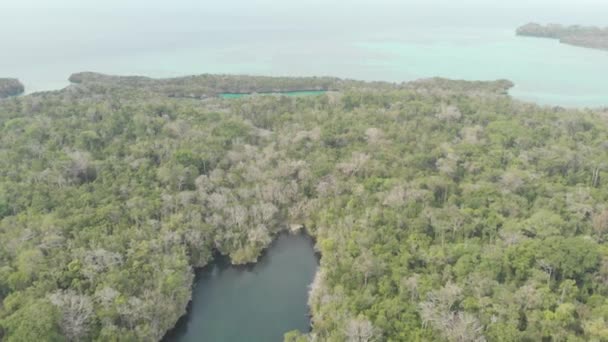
1;0;607;107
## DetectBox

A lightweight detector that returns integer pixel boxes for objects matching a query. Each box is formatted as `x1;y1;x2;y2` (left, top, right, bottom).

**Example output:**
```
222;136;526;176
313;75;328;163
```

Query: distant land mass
517;23;608;51
68;72;514;99
0;78;24;98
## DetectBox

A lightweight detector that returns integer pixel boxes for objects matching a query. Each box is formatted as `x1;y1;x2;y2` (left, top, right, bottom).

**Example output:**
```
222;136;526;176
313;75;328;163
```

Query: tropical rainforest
1;73;608;342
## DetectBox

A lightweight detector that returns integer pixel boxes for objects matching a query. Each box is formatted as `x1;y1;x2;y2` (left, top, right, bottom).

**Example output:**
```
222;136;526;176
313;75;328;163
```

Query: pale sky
3;0;607;24
4;0;608;12
4;0;608;6
3;0;607;28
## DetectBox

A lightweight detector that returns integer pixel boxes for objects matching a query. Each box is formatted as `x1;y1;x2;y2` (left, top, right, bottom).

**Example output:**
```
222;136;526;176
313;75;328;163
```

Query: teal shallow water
2;4;608;106
219;90;326;99
164;233;318;342
355;29;608;107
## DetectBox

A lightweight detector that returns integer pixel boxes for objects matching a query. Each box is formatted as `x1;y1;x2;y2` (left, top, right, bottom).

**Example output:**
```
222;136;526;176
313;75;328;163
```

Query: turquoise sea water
1;2;607;106
219;90;326;99
355;29;608;107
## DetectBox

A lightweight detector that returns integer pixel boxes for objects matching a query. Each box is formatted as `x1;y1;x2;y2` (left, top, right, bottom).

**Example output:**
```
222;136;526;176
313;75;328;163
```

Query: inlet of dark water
164;233;318;342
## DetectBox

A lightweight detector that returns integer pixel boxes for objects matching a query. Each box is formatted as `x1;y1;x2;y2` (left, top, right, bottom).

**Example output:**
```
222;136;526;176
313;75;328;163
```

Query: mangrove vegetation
0;73;608;341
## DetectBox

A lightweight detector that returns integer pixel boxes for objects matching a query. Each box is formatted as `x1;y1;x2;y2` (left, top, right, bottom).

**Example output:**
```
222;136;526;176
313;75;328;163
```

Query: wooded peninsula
517;22;608;51
1;73;608;341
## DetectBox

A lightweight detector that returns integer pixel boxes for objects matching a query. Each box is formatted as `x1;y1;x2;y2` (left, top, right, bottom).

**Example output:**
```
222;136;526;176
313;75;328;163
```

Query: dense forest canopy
517;22;608;51
1;73;608;341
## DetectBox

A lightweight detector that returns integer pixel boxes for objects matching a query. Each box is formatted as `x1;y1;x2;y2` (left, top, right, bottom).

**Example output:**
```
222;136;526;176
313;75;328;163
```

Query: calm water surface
2;1;608;107
219;90;326;99
165;233;318;342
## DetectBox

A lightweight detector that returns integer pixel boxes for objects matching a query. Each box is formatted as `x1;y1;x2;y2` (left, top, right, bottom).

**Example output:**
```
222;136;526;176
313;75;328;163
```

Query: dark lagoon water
164;233;318;342
2;1;608;107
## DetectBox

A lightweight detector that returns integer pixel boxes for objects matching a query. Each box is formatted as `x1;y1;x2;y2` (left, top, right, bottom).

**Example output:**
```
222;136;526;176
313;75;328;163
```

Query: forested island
1;72;608;341
517;22;608;50
0;79;24;99
69;72;339;99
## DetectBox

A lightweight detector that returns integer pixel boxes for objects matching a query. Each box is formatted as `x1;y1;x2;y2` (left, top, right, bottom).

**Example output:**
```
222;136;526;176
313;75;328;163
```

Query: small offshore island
0;78;24;99
517;22;608;50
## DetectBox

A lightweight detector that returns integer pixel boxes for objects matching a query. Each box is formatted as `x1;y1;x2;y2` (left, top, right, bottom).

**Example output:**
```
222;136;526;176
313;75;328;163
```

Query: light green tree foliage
0;75;607;341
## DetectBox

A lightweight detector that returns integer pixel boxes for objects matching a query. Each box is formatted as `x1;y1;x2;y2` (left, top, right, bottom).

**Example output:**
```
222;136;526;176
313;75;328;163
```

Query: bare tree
593;208;608;239
448;312;486;342
514;284;541;311
500;171;524;193
49;290;94;342
383;185;406;208
436;104;462;121
226;205;248;228
195;174;214;194
365;127;385;145
345;316;377;342
419;283;461;328
117;296;144;330
436;153;460;179
64;150;96;184
355;251;378;287
207;191;228;211
94;286;120;308
419;283;486;342
251;202;278;224
402;274;420;300
248;224;272;246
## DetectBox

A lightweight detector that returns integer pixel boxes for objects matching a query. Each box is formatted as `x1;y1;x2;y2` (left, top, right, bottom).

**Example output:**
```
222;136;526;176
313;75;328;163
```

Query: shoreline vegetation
68;71;514;99
68;72;338;99
162;231;318;341
0;79;24;99
517;22;608;51
1;72;608;341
